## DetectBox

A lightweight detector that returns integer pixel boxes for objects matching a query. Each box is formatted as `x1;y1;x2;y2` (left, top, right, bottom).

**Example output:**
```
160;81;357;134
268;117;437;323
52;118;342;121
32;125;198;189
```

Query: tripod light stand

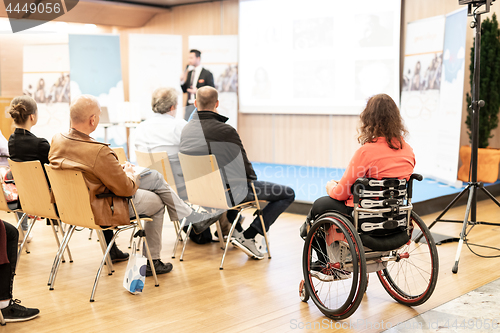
426;0;500;274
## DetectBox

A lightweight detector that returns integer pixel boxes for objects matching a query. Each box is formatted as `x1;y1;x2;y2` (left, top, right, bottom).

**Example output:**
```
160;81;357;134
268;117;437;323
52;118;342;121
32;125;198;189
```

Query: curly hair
357;94;408;150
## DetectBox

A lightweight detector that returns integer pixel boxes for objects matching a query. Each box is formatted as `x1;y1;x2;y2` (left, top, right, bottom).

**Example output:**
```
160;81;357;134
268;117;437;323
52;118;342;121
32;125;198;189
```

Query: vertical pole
470;13;481;223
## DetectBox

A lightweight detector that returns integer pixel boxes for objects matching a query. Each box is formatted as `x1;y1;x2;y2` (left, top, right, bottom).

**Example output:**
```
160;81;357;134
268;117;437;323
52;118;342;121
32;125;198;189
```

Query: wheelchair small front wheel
299;279;309;302
302;212;367;320
377;211;439;306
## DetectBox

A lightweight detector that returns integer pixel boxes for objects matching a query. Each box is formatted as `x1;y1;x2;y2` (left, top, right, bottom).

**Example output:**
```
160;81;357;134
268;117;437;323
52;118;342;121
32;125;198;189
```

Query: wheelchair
298;174;439;320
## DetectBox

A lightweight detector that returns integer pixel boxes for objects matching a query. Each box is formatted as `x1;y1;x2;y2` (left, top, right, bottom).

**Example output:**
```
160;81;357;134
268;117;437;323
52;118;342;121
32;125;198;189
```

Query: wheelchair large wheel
302;212;367;320
377;211;439;306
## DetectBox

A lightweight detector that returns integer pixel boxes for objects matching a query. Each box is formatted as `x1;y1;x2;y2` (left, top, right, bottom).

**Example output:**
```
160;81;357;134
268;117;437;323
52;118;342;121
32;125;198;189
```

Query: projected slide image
356;11;394;48
293;17;334;50
23;73;71;104
293;62;334;98
402;53;443;92
355;60;394;100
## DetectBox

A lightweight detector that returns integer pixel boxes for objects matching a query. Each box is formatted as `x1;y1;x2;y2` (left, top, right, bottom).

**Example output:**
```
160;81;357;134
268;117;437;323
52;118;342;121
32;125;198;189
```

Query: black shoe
186;211;224;234
110;243;129;263
1;299;39;322
146;259;173;277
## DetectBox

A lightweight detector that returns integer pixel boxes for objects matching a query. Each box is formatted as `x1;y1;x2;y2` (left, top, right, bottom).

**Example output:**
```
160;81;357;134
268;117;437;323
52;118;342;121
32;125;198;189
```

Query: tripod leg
427;184;471;231
453;186;474;274
480;186;500;208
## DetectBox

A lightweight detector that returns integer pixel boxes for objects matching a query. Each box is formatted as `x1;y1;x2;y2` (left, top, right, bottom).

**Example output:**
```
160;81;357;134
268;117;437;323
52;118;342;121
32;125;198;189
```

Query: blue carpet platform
252;162;500;216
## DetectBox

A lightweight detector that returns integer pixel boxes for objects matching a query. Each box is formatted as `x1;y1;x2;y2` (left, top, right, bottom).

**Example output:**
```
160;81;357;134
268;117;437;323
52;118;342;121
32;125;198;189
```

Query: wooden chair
111;147;128;164
0;175;29;254
177;153;271;269
7;159;72;266
135;150;178;194
45;165;159;302
135;150;184;246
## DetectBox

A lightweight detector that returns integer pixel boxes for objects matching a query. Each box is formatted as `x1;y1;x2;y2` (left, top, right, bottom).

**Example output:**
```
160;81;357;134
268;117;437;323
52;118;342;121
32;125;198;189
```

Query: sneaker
310;261;351;282
231;234;264;260
186;211;224;234
1;299;39;322
146;259;173;277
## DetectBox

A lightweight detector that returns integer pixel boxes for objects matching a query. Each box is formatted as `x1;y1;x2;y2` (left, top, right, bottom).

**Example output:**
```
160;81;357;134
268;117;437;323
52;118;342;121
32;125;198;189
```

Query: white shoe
231;235;264;260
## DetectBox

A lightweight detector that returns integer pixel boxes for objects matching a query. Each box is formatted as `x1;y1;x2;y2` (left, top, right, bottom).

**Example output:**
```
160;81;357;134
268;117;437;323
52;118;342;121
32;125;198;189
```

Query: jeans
227;181;295;235
0;221;18;300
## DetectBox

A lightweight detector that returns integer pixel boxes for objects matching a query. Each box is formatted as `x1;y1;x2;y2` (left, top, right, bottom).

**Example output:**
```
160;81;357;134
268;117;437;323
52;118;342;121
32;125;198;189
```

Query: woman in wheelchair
305;93;414;225
299;94;438;320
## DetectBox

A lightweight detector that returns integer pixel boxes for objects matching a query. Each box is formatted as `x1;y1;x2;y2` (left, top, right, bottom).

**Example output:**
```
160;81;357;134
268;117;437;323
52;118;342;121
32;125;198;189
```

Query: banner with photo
128;34;183;121
189;35;238;129
68;34;126;151
23;42;71;142
401;15;459;186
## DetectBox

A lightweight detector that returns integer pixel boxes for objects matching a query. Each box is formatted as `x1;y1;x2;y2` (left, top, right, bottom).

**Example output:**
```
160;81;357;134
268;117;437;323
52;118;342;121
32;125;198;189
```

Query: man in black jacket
180;49;215;121
179;87;295;259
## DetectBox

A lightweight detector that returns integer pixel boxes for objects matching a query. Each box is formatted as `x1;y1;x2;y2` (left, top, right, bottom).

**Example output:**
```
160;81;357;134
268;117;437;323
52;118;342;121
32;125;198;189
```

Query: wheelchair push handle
407;173;423;200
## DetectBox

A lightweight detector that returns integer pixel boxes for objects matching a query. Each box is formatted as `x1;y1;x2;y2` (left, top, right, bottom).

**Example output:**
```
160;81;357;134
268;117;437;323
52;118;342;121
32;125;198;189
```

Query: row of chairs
4;159;159;302
119;148;271;270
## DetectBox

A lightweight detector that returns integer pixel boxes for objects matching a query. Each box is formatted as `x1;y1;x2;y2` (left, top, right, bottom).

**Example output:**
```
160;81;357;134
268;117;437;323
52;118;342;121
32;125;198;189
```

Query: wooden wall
2;0;500;166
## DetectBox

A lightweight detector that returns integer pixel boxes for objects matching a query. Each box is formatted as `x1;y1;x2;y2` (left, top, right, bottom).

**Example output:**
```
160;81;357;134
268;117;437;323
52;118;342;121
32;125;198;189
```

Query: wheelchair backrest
352;177;410;237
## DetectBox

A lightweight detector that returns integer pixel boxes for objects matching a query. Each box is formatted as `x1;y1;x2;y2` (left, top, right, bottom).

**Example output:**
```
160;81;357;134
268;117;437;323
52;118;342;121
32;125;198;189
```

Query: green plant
466;13;500;148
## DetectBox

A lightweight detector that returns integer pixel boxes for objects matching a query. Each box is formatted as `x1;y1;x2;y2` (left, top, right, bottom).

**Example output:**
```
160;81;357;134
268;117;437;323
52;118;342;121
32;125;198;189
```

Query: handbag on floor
123;241;147;294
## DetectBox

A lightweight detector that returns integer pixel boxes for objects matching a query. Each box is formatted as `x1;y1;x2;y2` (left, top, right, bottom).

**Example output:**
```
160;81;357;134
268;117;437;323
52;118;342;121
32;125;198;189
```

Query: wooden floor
3;198;500;333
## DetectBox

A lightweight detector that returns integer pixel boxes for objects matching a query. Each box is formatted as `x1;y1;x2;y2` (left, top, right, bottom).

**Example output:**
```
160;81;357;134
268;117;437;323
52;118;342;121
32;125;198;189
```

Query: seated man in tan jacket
49;95;221;276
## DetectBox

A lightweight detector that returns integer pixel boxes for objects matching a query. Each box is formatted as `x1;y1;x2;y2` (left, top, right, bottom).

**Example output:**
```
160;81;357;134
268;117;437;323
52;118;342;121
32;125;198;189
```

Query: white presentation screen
239;0;401;114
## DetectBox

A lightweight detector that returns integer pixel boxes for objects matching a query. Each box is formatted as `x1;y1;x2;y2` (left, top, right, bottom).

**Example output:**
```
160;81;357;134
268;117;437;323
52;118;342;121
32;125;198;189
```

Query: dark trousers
307;196;353;222
0;221;18;300
227;181;295;235
306;196;353;264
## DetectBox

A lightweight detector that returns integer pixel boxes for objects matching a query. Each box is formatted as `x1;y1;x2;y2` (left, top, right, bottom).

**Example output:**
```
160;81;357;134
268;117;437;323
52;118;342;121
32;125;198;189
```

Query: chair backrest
111;147;127;164
135;150;177;194
0;182;12;212
45;165;97;229
178;152;231;210
8;159;58;220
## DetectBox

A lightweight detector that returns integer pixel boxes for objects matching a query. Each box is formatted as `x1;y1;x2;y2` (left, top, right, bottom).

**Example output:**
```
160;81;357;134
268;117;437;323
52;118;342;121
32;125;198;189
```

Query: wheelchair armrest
353;178;370;204
407;173;423;199
96;192;133;199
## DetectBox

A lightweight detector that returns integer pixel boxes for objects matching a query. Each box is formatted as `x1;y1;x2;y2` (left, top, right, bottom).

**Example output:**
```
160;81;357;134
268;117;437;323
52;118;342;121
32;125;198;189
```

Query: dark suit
181;67;215;120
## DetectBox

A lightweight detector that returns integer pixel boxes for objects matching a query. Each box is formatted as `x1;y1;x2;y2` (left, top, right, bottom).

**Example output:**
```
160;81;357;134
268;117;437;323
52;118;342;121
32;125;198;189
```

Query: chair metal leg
90;226;133;302
57;221;73;263
0;305;5;326
220;211;243;270
49;225;76;289
172;218;186;259
48;219;66;263
17;216;38;266
96;230;114;275
180;223;192;262
15;214;30;254
250;183;272;259
258;214;272;259
88;229;93;240
128;226;136;249
215;220;225;250
129;200;159;287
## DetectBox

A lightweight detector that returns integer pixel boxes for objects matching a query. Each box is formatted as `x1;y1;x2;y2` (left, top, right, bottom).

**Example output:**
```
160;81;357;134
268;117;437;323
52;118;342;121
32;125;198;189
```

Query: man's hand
326;179;338;195
123;162;135;174
187;87;197;94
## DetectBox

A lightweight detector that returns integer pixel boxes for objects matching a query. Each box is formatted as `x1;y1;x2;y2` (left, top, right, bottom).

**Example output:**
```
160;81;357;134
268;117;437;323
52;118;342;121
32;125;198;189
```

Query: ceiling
104;0;221;8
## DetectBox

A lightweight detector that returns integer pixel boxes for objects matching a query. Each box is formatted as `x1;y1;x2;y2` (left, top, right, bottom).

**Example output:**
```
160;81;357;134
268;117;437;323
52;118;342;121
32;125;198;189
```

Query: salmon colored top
330;137;415;207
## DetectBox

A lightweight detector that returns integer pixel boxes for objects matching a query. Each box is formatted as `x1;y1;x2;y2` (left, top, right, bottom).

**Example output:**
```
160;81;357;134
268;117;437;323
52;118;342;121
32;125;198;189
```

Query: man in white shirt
180;49;215;121
134;87;187;198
